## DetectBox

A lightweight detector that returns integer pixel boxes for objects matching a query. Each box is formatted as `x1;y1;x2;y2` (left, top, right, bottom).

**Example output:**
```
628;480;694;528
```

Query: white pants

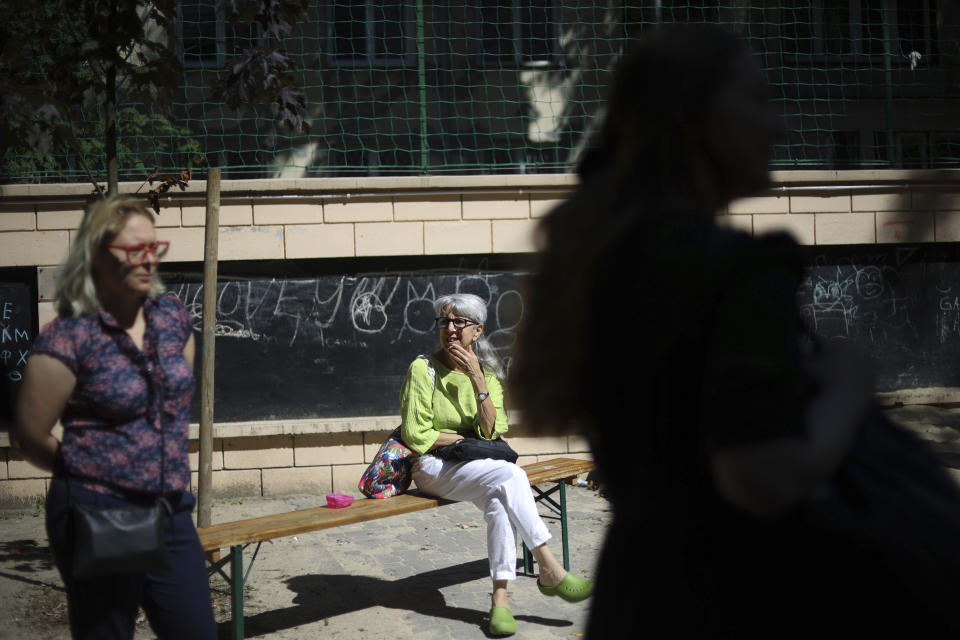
412;455;552;581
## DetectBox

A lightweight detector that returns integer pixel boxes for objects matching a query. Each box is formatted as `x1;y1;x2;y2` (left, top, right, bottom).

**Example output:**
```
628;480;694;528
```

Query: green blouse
399;355;509;455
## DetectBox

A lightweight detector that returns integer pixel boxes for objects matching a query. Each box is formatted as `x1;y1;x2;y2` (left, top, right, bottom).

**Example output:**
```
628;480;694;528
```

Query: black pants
46;475;216;640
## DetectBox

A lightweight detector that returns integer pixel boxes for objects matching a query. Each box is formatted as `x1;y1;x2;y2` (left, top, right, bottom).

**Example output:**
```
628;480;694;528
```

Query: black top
587;216;811;511
584;214;815;637
584;213;960;637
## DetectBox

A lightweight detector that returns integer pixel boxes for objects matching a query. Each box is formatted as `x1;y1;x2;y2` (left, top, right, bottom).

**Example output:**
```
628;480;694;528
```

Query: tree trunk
198;169;221;529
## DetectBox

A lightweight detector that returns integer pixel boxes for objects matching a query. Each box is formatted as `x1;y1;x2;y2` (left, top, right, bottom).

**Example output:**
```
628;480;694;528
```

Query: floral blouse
31;293;194;495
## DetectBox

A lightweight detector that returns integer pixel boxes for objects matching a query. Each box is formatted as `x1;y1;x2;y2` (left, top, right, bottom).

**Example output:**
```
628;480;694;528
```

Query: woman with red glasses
14;196;215;639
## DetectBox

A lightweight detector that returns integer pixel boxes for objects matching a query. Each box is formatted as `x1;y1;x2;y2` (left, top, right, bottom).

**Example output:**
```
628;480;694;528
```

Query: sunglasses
105;241;170;265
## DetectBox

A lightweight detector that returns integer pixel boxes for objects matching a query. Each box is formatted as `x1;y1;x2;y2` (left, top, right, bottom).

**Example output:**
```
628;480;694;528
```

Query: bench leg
230;545;245;640
207;542;262;639
559;480;570;571
523;480;572;576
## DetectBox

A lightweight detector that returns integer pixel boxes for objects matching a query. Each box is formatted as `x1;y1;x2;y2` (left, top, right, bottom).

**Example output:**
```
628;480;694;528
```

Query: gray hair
434;293;504;379
55;196;165;316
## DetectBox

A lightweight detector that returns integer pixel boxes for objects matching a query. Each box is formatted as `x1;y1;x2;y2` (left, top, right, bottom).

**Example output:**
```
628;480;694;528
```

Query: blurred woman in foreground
509;25;918;638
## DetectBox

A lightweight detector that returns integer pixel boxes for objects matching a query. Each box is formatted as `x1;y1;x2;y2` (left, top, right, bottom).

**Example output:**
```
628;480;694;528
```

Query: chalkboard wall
3;244;953;427
796;243;960;392
162;244;960;424
0;268;38;424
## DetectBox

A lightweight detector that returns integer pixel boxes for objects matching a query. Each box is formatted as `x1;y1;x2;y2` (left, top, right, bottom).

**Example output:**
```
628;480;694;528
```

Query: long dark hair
511;25;754;436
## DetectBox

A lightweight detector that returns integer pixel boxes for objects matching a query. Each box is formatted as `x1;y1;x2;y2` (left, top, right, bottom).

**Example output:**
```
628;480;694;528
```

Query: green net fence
2;1;955;183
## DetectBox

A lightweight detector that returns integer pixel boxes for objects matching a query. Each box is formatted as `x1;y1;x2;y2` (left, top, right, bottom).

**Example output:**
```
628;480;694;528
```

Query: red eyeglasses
105;241;170;265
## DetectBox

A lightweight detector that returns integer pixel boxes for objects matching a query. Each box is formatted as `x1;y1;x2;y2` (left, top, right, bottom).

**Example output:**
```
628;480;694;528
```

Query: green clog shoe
537;572;594;603
489;605;517;636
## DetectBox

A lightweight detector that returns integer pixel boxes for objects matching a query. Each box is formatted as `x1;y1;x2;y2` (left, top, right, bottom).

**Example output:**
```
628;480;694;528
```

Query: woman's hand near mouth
446;342;484;384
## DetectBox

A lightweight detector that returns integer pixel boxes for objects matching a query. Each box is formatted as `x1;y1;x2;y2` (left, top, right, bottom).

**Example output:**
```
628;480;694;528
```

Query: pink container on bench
326;494;355;509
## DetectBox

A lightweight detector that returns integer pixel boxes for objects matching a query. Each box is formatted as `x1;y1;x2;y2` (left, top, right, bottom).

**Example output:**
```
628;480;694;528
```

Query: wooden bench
198;457;594;640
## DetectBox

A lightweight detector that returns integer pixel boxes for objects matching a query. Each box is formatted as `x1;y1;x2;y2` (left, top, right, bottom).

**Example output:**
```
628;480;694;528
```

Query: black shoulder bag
432;436;519;464
431;364;519;464
70;330;174;579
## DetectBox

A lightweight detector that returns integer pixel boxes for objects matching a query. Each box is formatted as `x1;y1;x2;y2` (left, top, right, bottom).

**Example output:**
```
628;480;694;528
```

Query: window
931;133;960;166
328;1;415;66
474;1;561;68
476;146;565;174
323;147;369;176
895;132;928;168
896;1;938;65
829;130;862;168
782;0;933;61
180;0;259;68
321;137;422;176
659;2;719;24
863;131;960;169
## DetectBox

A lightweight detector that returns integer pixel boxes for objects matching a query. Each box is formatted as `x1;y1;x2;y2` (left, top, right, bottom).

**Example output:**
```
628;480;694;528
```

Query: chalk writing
169;272;524;360
0;285;32;384
937;286;960;344
167;271;528;422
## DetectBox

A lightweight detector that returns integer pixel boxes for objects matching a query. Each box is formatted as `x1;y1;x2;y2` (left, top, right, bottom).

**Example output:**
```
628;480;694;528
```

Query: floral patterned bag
357;426;417;499
358;356;435;499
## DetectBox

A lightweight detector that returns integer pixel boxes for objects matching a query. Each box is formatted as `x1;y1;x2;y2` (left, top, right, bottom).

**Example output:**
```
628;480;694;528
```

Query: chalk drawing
799;257;914;343
456;275;492;304
170;273;525;357
401;281;439;337
487;289;523;372
351;277;399;334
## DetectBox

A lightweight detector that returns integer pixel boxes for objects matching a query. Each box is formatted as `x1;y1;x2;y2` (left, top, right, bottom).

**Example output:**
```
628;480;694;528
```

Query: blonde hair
55;196;164;316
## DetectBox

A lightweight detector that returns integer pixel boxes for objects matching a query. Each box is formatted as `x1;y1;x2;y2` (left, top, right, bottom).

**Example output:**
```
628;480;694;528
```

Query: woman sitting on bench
400;293;593;636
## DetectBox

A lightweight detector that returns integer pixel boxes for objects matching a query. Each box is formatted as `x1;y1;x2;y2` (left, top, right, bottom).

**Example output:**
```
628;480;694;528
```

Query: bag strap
153;325;166;496
417;354;436;394
393;355;436;445
148;318;174;518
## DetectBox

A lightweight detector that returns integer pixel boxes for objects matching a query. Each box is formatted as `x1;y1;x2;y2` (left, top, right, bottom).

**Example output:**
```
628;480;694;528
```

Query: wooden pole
198;169;220;529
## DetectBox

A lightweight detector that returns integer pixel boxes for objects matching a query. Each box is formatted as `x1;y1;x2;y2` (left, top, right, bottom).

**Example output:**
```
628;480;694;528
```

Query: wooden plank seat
198;456;594;639
198;492;452;552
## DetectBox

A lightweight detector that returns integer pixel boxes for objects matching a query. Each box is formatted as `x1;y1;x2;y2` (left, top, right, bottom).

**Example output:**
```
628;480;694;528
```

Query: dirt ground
0;487;611;640
0;501;241;640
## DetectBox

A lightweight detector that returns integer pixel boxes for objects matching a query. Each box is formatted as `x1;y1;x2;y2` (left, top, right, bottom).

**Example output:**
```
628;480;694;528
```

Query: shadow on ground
0;538;56;570
0;538;63;591
225;558;574;638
